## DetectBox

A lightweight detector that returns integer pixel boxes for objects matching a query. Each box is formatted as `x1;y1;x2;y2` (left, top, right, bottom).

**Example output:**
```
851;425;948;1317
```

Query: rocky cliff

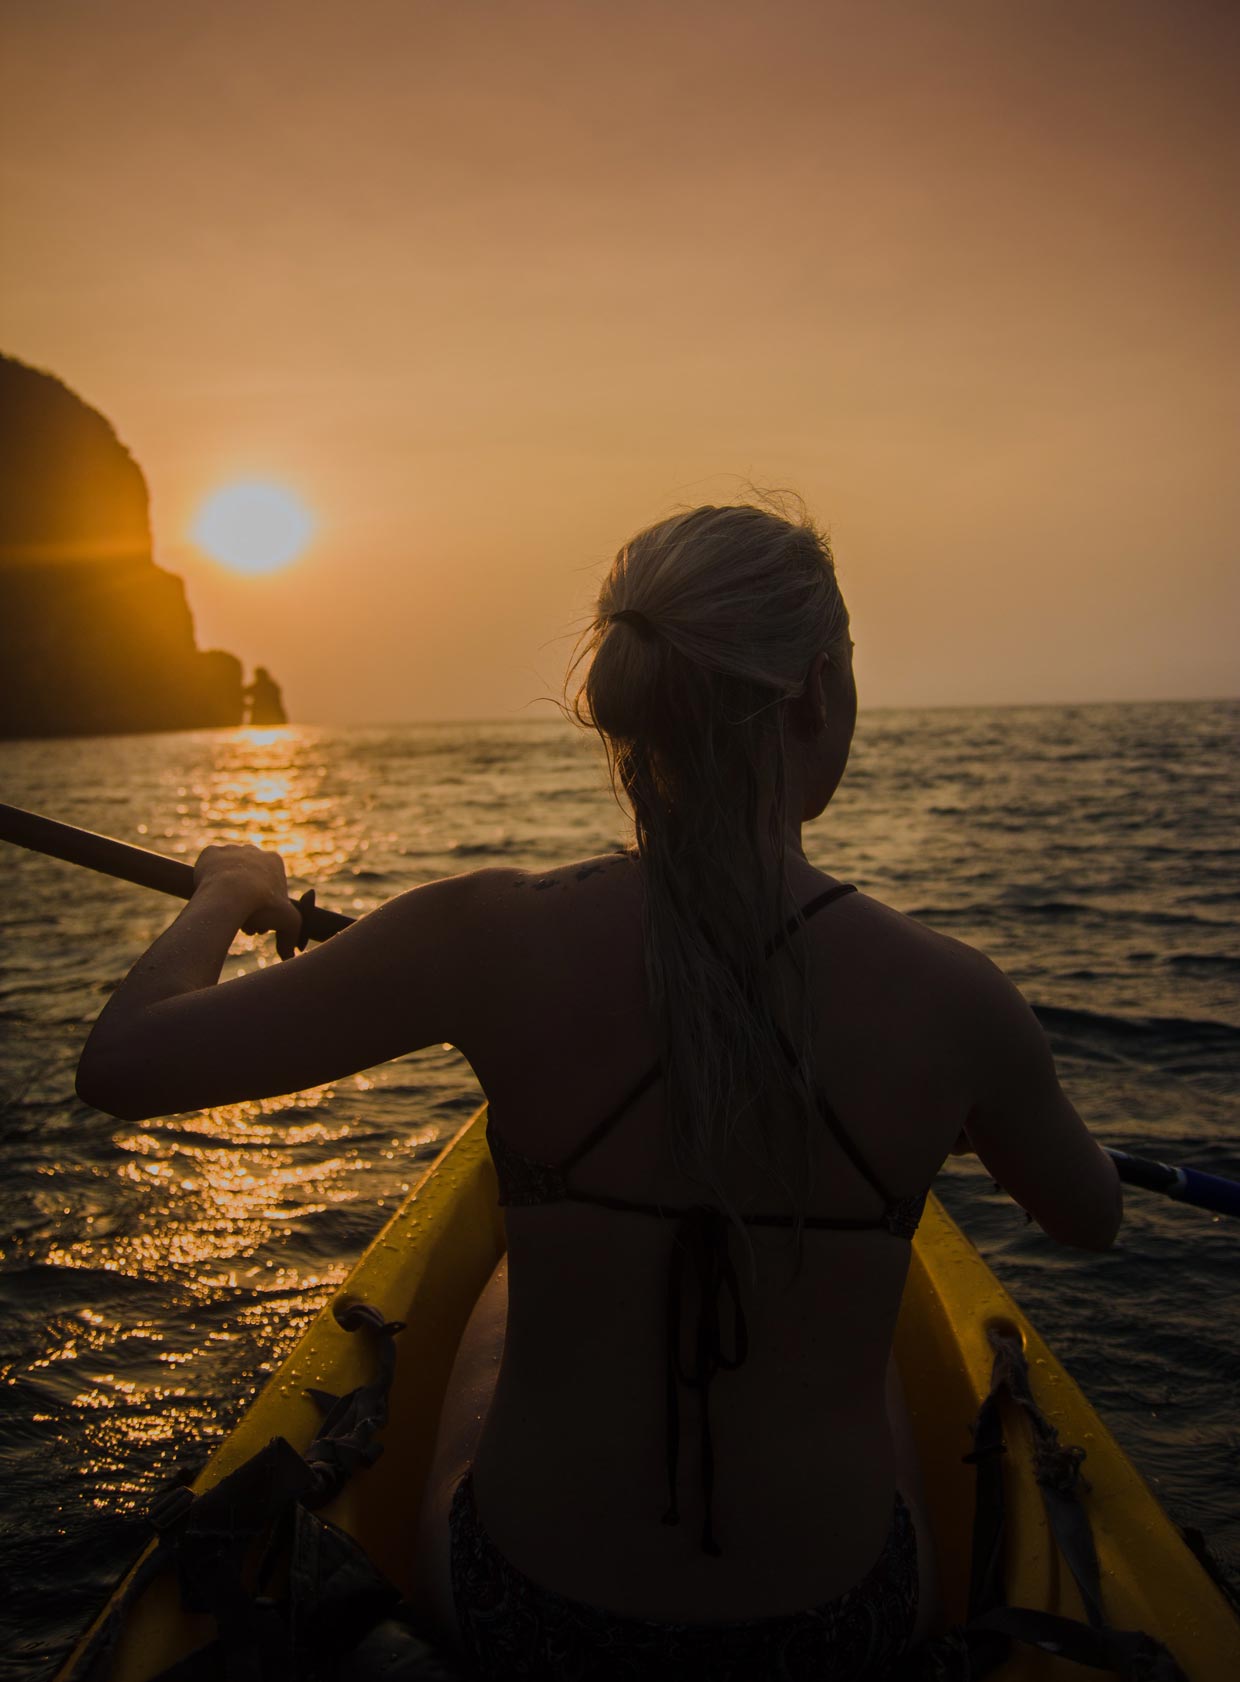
0;354;286;738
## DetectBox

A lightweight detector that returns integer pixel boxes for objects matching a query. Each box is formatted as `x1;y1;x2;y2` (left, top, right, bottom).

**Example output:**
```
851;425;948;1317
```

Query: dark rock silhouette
244;666;287;727
0;353;287;739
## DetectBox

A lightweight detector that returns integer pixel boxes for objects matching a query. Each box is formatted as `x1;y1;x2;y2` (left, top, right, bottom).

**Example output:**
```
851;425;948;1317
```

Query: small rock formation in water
0;353;288;739
244;666;288;727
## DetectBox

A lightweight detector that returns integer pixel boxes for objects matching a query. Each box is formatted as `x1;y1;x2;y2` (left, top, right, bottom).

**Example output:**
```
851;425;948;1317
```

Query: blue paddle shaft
1105;1149;1240;1219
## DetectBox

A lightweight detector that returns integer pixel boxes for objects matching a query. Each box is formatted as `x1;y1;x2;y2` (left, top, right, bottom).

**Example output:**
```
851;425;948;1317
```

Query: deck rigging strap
68;1302;422;1682
901;1326;1188;1681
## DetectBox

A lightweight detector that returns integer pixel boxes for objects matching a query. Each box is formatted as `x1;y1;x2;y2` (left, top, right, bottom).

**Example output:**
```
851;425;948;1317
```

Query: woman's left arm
77;844;499;1121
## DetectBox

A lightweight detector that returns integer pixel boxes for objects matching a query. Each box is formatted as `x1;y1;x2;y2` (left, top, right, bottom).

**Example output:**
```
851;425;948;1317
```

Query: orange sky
2;0;1236;720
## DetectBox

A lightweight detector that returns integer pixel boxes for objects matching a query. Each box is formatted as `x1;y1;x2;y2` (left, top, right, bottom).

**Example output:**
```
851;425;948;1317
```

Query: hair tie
610;608;658;641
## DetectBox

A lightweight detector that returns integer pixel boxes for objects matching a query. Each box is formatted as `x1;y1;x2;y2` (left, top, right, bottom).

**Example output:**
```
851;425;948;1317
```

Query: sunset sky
3;0;1236;721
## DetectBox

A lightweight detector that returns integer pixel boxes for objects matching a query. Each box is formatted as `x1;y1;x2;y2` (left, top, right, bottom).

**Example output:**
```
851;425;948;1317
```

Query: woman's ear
788;653;830;737
807;652;830;731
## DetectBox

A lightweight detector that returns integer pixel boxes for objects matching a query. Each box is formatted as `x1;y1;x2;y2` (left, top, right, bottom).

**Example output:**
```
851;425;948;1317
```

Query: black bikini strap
660;1205;747;1556
565;1191;890;1232
563;885;858;1178
759;881;899;1207
816;1094;897;1203
559;1064;661;1172
768;884;899;1198
764;882;857;960
562;1187;673;1219
771;1019;896;1206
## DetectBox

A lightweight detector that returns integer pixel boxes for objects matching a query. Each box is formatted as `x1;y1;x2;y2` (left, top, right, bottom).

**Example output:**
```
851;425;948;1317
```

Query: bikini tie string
661;1204;749;1556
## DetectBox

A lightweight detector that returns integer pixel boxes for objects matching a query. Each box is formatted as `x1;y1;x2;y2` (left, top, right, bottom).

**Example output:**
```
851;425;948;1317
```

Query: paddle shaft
4;804;1238;1217
1105;1148;1240;1219
0;802;355;943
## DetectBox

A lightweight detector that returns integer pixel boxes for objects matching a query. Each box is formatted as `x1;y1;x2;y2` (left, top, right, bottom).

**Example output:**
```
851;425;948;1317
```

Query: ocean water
1;701;1237;1676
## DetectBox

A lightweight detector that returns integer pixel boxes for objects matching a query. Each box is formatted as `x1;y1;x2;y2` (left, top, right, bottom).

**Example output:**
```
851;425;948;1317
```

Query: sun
190;481;315;575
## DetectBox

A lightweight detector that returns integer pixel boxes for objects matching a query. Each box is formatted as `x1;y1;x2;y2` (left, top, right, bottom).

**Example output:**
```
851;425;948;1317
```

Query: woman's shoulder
803;880;972;962
508;848;636;898
447;850;641;956
424;850;633;903
439;853;646;1065
467;850;636;906
817;885;1020;1031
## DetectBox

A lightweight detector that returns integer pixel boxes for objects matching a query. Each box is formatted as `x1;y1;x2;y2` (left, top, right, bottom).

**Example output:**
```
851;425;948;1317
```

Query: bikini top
486;882;929;1555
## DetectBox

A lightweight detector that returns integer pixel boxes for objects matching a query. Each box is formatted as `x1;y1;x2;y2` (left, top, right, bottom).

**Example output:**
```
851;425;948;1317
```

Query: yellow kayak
56;1107;1239;1681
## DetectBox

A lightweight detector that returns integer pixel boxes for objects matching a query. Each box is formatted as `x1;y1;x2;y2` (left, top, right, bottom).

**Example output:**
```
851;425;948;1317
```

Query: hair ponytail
571;503;851;1228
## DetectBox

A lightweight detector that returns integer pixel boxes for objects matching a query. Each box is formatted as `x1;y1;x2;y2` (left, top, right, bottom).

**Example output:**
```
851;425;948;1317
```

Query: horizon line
291;692;1240;729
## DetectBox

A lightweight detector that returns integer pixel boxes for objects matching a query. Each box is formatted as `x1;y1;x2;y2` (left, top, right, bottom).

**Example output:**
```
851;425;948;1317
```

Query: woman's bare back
76;840;1118;1651
414;851;1037;1643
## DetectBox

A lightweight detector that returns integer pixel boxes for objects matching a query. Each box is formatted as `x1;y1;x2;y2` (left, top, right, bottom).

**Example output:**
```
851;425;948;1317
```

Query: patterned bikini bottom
448;1471;919;1682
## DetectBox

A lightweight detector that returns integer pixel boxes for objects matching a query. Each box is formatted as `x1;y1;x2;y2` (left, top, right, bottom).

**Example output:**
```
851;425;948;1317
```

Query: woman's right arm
960;957;1122;1250
77;857;515;1122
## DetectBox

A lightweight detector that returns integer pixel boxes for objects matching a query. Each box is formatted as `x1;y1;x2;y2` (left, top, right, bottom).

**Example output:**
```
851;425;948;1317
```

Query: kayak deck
57;1107;1239;1681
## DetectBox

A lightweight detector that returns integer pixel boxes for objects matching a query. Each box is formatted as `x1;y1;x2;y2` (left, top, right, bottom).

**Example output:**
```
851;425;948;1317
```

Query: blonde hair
571;502;851;1227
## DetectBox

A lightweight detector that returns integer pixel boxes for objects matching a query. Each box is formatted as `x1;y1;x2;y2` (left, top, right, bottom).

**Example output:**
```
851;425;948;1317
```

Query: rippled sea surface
1;702;1237;1676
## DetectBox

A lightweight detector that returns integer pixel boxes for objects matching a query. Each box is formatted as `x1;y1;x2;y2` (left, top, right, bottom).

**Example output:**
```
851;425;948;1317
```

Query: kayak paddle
0;800;354;946
4;803;1238;1219
1104;1148;1240;1220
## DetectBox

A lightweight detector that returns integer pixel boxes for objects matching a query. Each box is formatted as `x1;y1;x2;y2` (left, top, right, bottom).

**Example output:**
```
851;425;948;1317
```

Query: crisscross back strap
560;1064;662;1172
561;883;858;1177
764;882;857;960
770;1018;896;1205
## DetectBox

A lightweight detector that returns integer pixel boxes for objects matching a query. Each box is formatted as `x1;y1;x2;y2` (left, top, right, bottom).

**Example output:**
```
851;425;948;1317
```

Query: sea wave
1035;1001;1240;1041
1165;952;1240;977
1034;1003;1240;1069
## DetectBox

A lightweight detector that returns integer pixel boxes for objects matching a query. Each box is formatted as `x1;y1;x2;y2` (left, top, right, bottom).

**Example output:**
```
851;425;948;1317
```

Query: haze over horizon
3;0;1236;723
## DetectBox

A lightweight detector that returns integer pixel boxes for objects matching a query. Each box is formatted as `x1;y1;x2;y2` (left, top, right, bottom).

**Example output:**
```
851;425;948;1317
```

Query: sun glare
191;481;315;575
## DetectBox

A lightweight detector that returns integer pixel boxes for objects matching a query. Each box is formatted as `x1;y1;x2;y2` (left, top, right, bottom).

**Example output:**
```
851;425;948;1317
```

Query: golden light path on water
20;726;454;1511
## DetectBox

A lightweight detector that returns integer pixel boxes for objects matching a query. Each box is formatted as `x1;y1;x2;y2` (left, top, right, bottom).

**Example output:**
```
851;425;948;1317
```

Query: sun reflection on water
182;728;369;892
238;727;296;751
23;1050;375;1499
